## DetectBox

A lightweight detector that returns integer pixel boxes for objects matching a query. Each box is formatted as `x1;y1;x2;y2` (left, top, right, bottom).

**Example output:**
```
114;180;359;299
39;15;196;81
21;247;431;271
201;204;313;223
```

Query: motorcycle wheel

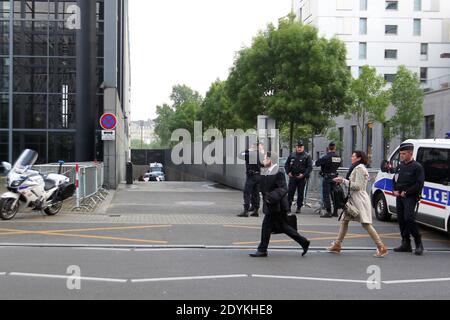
44;201;63;216
0;198;20;220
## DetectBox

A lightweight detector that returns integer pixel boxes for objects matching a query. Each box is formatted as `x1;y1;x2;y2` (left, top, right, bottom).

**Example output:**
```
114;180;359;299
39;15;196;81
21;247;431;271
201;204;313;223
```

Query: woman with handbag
328;151;388;258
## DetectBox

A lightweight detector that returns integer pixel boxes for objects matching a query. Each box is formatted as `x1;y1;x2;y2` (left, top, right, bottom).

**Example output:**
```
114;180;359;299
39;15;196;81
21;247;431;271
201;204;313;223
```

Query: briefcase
272;214;298;234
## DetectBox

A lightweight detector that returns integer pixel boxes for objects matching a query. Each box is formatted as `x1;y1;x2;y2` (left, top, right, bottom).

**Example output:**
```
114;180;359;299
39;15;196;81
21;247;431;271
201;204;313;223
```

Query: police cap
297;140;305;147
399;143;414;152
329;141;336;148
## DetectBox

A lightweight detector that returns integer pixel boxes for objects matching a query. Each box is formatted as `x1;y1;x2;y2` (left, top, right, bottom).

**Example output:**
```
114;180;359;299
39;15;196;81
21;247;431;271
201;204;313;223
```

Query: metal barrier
33;162;108;213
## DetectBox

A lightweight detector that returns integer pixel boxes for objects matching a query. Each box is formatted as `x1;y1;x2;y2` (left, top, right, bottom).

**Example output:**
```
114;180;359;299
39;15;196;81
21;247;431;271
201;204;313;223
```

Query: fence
33;162;107;212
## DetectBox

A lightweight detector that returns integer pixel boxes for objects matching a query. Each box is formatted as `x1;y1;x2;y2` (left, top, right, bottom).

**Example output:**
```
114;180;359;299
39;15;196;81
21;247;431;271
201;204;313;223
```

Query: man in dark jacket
250;152;310;258
393;143;426;256
238;142;265;217
285;140;313;214
315;142;342;218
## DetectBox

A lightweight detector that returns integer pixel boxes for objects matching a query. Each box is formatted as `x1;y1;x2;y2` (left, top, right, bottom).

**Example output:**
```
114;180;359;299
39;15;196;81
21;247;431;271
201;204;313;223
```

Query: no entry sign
100;113;117;130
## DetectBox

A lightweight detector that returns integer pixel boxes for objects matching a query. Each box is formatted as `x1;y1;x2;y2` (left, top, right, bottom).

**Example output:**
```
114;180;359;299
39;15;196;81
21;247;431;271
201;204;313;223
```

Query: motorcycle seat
44;179;56;191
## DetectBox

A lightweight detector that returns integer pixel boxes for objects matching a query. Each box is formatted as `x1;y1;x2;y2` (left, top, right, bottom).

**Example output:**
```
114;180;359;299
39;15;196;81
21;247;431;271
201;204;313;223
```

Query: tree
346;66;390;150
154;104;175;147
389;66;424;140
227;14;352;151
200;80;245;133
153;85;203;146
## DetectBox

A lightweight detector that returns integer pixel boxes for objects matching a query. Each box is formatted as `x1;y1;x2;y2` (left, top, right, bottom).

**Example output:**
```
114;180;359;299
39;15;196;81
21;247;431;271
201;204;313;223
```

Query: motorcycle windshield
13;149;38;173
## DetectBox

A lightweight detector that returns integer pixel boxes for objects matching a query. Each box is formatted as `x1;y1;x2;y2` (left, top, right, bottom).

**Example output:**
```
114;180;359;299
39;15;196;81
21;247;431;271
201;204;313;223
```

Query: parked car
144;163;166;182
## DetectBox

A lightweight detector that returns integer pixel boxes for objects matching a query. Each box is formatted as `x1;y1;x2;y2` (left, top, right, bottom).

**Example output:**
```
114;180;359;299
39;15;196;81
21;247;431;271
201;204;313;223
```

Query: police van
372;139;450;236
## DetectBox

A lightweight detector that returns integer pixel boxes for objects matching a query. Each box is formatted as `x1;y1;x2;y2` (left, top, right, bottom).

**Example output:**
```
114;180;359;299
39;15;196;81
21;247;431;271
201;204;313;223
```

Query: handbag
339;182;360;220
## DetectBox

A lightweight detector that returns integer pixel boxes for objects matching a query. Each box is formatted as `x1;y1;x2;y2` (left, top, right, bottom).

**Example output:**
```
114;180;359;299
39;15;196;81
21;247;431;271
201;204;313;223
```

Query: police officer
393;143;425;256
315;142;342;218
285;140;313;214
238;142;265;217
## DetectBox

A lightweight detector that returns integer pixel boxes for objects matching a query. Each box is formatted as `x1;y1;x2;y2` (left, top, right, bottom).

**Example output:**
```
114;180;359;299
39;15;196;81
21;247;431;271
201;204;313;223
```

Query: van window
417;148;450;185
389;149;401;173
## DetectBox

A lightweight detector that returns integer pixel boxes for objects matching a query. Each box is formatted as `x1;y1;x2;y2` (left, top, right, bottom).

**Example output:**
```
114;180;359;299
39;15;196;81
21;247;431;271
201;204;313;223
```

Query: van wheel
374;193;391;222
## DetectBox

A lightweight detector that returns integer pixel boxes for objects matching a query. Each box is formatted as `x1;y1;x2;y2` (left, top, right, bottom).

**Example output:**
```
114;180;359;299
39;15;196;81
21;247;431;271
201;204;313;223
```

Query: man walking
393;143;425;256
238;142;265;218
315;142;342;218
285;140;313;214
250;152;310;258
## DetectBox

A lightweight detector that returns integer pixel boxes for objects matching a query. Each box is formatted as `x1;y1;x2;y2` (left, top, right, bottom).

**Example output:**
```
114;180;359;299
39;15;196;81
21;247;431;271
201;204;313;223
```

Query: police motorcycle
0;149;75;220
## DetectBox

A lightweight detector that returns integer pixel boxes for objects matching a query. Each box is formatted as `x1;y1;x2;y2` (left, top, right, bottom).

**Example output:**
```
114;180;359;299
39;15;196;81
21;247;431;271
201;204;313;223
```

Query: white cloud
129;0;292;120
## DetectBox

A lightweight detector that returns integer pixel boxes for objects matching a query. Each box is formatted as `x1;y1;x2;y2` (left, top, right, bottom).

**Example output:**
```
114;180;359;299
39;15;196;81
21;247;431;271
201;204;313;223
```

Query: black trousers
288;177;307;208
396;197;421;240
243;174;261;210
322;178;338;214
258;213;309;253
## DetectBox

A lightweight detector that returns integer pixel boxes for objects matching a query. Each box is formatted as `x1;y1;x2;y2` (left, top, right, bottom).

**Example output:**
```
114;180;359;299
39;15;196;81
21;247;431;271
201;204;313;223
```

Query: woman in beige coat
328;151;388;258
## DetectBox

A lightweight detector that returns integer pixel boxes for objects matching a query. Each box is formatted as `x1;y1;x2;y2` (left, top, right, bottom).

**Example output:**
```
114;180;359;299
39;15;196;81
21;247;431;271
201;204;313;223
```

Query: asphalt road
0;181;449;300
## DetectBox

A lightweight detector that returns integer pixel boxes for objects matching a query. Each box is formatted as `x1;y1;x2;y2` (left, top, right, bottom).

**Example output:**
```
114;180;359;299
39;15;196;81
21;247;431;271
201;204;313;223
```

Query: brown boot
328;241;342;254
374;245;388;258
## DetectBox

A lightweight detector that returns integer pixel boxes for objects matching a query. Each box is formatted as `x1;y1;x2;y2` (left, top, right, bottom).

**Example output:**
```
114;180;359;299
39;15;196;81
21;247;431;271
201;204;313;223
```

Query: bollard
126;162;133;185
75;164;80;208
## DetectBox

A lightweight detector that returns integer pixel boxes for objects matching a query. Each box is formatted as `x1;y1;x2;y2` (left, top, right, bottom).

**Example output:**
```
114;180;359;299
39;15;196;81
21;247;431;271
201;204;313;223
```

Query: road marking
9;272;128;283
131;274;249;283
252;274;373;285
40;232;168;244
383;278;450;285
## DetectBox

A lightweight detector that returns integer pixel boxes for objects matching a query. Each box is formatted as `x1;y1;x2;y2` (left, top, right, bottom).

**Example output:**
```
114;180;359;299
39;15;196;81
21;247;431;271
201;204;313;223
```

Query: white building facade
295;0;450;88
293;0;450;167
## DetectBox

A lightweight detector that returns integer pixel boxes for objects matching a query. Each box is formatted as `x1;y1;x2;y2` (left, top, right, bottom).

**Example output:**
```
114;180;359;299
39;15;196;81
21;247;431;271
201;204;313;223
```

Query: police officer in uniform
285;140;313;214
393;143;425;256
315;142;342;218
238;142;265;217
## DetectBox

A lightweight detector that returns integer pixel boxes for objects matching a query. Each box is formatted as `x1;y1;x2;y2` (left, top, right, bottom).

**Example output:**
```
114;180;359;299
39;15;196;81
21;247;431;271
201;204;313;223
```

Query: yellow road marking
39;232;168;244
0;225;170;244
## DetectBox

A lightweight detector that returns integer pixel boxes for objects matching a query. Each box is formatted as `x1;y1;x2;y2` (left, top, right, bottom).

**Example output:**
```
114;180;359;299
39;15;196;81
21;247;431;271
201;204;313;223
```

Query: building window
414;19;421;36
384;74;396;83
351;126;357;152
385;1;398;10
360;0;368;11
385;25;398;35
385;49;398;59
425;115;435;139
359;42;367;60
420;67;428;83
420;43;428;60
360;18;367;35
414;0;422;11
367;123;374;166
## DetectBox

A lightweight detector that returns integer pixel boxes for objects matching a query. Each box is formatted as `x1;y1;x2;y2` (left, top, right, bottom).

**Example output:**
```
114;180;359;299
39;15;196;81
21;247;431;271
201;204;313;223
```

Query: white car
372;139;450;236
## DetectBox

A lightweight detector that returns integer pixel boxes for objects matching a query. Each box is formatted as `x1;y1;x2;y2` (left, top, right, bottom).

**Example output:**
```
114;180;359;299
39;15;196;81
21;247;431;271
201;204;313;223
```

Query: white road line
383;278;450;285
9;272;128;283
0;273;6;276
131;274;249;283
73;247;132;252
252;274;372;285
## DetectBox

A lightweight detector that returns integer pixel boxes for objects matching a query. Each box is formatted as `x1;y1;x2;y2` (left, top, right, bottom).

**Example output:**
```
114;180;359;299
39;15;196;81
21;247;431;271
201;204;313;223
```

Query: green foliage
227;15;352;150
153;85;203;146
200;80;245;133
346;66;390;149
389;66;424;140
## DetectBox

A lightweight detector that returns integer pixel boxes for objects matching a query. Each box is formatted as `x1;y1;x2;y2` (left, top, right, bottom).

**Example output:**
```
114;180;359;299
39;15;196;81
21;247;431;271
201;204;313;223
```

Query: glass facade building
0;0;107;164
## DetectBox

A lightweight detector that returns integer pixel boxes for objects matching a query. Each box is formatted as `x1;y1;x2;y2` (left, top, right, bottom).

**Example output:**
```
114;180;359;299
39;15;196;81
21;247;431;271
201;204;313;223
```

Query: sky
129;0;292;121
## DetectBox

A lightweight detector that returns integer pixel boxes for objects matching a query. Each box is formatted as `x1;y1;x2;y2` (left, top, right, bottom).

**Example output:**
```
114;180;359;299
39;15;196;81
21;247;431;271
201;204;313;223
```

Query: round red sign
100;113;117;130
